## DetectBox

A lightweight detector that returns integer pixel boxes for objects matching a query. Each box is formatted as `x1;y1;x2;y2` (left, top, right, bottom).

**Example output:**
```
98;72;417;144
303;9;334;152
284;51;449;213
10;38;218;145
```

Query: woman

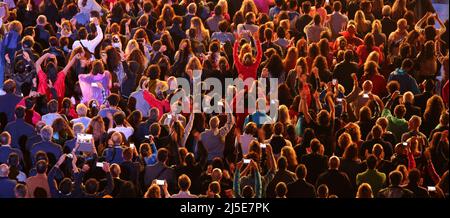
283;47;298;74
281;146;298;173
391;0;407;20
78;60;112;104
160;4;175;27
52;117;74;146
102;46;125;93
360;61;387;97
233;33;262;80
39;0;59;28
416;41;438;82
371;20;386;47
356;183;374;198
138;142;158;166
265;53;286;82
421;96;445;137
339;144;362;189
311;55;331;83
356;33;384;67
354;10;372;38
0;21;22;90
172;39;194;77
188;17;210;45
85;115;107;150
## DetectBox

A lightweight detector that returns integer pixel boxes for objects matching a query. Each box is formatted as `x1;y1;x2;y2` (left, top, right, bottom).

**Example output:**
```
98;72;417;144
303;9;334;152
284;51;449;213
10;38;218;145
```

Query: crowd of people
0;0;448;198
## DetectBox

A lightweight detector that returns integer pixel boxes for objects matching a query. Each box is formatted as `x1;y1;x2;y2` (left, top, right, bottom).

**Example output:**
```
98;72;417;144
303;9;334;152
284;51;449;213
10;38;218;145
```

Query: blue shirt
71;116;92;129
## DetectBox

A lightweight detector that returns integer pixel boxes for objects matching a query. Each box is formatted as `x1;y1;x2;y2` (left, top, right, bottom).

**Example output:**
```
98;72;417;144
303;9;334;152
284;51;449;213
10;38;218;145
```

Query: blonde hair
191;17;210;41
371;20;382;34
8;21;23;34
218;0;228;14
240;0;258;15
354;10;370;34
367;51;380;64
278;105;291;124
76;103;88;116
125;39;139;55
281;146;298;170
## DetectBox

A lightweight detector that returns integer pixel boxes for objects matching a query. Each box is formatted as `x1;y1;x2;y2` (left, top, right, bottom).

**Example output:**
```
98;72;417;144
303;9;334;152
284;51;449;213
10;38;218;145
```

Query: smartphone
363;94;369;98
336;98;343;103
427;186;436;192
66;153;73;159
96;162;104;168
145;135;150;139
243;159;251;164
91;83;99;87
156;180;165;186
130;143;135;149
167;114;173;119
270;99;276;104
332;79;337;85
90;17;94;22
260;143;267;149
402;142;408;146
217;101;224;106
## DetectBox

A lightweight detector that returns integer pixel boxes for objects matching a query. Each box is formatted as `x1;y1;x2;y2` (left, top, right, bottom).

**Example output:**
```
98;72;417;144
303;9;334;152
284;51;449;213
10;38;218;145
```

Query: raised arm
35;53;53;73
415;12;431;32
181;113;195;147
62;53;80;75
87;18;104;50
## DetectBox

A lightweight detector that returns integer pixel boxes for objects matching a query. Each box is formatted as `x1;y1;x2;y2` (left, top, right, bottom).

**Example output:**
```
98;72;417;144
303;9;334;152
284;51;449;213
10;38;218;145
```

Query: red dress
233;40;262;80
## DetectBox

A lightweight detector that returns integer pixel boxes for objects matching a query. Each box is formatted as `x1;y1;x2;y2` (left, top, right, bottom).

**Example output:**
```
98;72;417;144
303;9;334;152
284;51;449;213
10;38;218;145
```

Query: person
404;168;430;198
107;111;134;140
72;17;103;55
0;164;17;198
41;100;63;126
266;157;296;198
170;174;198;198
356;155;386;195
356;183;374;198
388;59;420;94
360;125;393;160
316;156;354;198
119;148;141;193
377;170;414;198
327;1;348;41
4;106;34;150
102;132;125;164
332;50;358;95
300;139;328;185
200;112;234;161
232;31;262;80
0;132;24;164
70;103;91;129
30;125;63;166
0;80;22;122
144;148;176;192
304;15;326;44
286;164;316;198
14;184;28;198
25;160;50;198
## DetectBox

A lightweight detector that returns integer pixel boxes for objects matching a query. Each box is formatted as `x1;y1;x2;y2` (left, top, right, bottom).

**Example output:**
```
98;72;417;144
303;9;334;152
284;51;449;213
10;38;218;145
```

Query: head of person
0;164;9;177
157;148;169;165
372;144;385;160
403;92;414;105
408;115;422;130
36;160;48;175
40;125;53;141
408;168;422;186
389;170;403;187
85;178;100;195
356;183;373;198
275;182;287;198
110;164;121;178
366;154;378;170
14;184;28;198
76;103;88;117
144;184;161;198
0;132;11;146
317;184;329;198
328;156;340;170
111;132;123;146
242;185;255;198
3;79;17;94
178;174;191;192
393;104;406;119
122;147;133;162
295;164;307;180
362;80;373;93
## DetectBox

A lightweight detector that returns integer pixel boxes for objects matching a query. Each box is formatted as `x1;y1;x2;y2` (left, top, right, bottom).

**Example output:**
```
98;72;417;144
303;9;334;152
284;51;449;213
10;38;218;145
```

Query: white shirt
108;126;134;140
41;113;63;126
72;24;103;54
238;133;256;155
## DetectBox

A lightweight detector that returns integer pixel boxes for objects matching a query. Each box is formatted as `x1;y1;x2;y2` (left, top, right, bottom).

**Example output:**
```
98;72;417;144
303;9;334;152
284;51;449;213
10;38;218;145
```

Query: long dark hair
266;54;284;78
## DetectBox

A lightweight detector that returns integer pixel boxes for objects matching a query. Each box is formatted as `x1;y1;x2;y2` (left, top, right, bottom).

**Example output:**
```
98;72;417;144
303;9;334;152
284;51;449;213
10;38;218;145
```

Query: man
200;112;234;161
42;36;66;68
261;28;284;58
144;148;176;192
130;79;151;118
120;148;141;193
267;122;292;156
26;160;50;198
98;94;121;118
47;154;82;198
70;103;91;129
401;115;428;145
102;132;125;164
0;80;22;122
404;168;430;198
266;157;296;198
243;98;273;129
316;156;354;198
293;1;313;40
388;59;420;95
269;0;283;20
108;164;126;198
34;15;51;49
382;91;408;141
41;100;63;126
0;164;16;198
359;125;393;160
71;17;103;56
135;108;159;145
304;14;326;44
237;12;259;41
170;174;198;198
5;106;35;150
327;1;348;40
30;125;63;166
332;50;358;95
356;155;386;195
0;131;23;164
300;139;328;185
381;5;397;38
26;122;46;151
64;123;84;152
414;80;435;115
430;112;449;138
107;112;134;140
377;171;414;198
182;3;197;30
206;5;225;33
287;164;316;198
402;92;422;121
